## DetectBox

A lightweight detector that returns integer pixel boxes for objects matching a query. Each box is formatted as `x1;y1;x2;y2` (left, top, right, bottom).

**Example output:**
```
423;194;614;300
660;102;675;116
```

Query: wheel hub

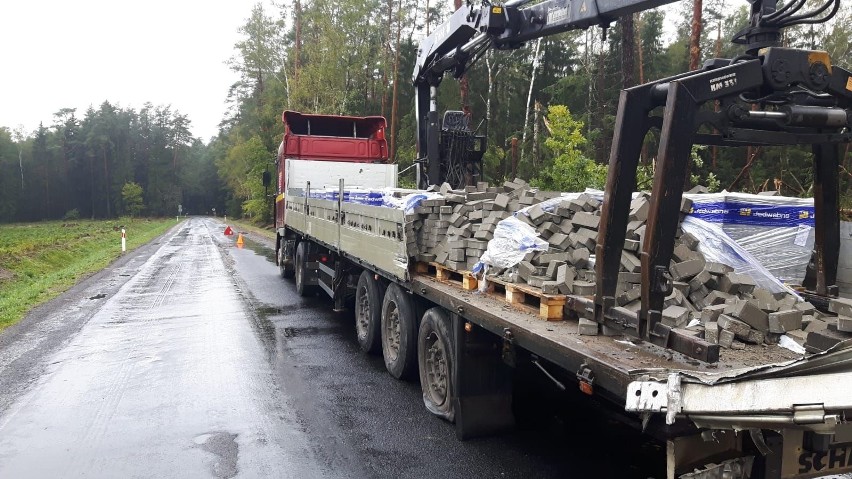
356;286;369;340
385;303;401;362
424;332;447;406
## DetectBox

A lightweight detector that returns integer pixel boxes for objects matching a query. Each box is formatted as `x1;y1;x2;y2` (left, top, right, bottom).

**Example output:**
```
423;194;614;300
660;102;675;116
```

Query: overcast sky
0;0;269;142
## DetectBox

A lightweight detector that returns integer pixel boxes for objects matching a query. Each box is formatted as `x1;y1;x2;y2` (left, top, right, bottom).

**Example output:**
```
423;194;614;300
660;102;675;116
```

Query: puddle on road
194;431;239;479
231;236;276;263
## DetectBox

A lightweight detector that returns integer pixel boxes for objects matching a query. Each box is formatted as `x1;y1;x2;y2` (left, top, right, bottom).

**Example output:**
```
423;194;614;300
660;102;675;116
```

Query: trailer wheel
418;307;454;422
278;238;294;279
355;271;385;354
381;283;418;379
294;241;313;297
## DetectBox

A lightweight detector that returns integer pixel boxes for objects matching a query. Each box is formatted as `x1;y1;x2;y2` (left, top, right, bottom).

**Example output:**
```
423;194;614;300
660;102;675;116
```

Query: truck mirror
262;171;272;187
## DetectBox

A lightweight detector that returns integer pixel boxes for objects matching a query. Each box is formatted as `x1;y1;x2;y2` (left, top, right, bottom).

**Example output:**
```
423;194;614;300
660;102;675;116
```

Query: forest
1;0;851;224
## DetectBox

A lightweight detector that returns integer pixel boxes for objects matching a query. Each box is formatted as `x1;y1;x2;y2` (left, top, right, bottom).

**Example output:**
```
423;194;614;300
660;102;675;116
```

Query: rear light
375;129;385;140
320;255;328;263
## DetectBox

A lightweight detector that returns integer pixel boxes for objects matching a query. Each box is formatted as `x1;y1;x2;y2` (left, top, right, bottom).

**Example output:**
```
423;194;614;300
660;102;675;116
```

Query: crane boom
413;0;682;188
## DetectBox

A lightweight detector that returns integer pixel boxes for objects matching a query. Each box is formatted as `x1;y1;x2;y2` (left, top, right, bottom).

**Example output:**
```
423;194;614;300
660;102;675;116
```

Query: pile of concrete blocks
405;179;559;272
405;182;852;351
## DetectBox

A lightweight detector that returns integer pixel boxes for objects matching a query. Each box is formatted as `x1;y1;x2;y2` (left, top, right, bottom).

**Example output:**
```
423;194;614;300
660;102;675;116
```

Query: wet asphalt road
0;217;664;478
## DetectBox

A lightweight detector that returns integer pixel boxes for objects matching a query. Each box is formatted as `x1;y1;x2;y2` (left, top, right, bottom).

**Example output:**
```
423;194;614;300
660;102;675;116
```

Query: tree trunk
637;14;645;84
689;0;703;71
389;0;403;162
454;0;471;117
381;0;394;117
532;101;541;166
425;0;430;35
521;37;544;165
294;0;302;77
621;14;637;88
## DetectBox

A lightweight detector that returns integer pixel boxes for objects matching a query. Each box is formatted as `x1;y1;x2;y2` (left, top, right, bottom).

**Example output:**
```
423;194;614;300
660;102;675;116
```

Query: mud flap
451;313;514;440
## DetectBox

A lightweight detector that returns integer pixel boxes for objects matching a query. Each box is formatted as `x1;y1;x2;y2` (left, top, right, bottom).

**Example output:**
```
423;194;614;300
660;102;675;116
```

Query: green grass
0;218;176;331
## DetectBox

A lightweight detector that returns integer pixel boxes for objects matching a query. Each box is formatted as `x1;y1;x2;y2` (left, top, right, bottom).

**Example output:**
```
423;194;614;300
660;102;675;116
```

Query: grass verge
0;218;176;331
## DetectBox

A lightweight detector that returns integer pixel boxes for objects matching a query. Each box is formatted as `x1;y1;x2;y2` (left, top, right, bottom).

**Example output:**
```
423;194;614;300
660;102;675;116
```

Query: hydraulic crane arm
413;0;680;188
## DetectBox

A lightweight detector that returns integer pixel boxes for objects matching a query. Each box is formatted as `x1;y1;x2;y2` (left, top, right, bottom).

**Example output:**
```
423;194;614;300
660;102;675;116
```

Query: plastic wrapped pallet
684;191;815;285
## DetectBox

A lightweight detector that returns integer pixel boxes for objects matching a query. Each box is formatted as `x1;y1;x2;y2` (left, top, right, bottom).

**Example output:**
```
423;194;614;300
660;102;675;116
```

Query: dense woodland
1;0;851;224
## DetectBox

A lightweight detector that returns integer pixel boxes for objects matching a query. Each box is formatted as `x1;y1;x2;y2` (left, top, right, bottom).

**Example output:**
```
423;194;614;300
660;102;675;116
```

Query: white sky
0;0;270;142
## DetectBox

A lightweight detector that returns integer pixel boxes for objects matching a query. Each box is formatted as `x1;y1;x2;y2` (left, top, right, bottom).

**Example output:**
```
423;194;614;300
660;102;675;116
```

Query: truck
269;0;852;477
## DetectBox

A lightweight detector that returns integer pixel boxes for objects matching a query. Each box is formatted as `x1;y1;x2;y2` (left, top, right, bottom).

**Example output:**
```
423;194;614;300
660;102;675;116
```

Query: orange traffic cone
224;225;233;236
236;233;244;246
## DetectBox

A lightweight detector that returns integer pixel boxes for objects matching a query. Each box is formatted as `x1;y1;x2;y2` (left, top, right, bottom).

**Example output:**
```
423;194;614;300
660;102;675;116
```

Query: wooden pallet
414;262;478;291
484;277;566;321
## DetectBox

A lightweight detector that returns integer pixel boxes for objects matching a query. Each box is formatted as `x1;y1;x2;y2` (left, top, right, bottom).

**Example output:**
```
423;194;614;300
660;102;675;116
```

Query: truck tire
381;283;418;379
355;271;385;354
278;238;294;279
294;241;314;297
418;307;455;422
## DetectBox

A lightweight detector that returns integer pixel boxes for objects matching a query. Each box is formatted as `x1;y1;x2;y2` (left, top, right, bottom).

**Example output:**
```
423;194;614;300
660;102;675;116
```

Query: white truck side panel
286;159;397;191
283;159;408;281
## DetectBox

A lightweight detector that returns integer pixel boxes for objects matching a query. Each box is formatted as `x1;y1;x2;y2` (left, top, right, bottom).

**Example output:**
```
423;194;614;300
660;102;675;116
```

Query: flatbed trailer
276;171;851;479
271;112;852;478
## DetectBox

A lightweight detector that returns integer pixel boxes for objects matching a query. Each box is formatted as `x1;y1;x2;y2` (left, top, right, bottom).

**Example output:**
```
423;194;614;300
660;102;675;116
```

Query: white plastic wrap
685;191;815;285
680;216;799;297
476;216;549;271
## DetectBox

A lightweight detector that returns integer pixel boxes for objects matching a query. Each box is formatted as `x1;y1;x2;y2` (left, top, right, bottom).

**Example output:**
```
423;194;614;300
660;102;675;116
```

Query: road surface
0;217;663;478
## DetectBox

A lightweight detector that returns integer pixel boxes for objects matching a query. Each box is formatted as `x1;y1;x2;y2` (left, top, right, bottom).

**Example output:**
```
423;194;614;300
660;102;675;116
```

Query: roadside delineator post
121;228;126;252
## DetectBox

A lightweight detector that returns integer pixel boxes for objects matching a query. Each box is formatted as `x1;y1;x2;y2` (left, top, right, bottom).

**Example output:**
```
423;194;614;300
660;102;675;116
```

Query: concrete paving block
724;300;769;332
620;251;641;273
573;281;595;296
829;297;852;317
545;260;565;279
688;270;712;293
494;193;510;209
718;314;752;339
518;261;536;281
786;329;808;345
768;310;803;333
751;288;780;312
715;274;740;294
570;248;590;268
629;198;649;222
742;329;765;344
623;239;640;252
527;275;548;288
547;232;572;250
680;232;699;251
672;244;697;263
662;305;690;328
571;211;600;230
700;304;727;324
528;204;547;225
542;281;560;295
804;318;828;333
670;257;706;281
704;321;719;344
703;290;733;306
794;301;816;316
680;197;693;214
705;262;734;276
838;316;852;333
617;287;641;306
718;329;735;348
732;273;756;295
578;318;599;335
